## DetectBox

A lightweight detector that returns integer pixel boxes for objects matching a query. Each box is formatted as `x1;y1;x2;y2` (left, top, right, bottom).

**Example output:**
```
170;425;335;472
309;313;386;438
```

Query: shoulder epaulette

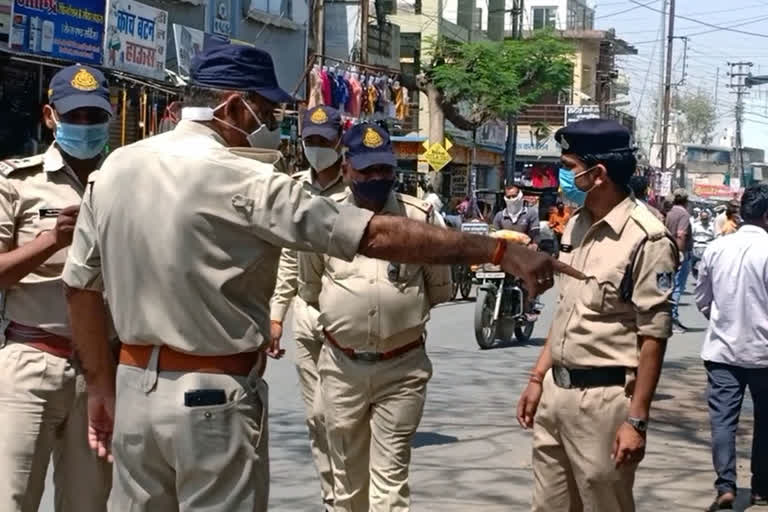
396;192;432;214
0;154;45;176
629;202;666;241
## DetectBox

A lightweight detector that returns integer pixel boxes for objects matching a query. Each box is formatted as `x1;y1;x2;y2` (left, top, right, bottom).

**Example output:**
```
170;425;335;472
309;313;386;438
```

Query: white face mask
505;192;524;215
302;141;340;171
181;96;282;149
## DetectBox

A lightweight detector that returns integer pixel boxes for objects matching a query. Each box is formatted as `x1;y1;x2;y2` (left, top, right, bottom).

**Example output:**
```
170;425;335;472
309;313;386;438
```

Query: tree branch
400;72;478;131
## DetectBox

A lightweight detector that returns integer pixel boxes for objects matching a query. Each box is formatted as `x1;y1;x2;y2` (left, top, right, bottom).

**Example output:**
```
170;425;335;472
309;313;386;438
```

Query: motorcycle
473;231;538;350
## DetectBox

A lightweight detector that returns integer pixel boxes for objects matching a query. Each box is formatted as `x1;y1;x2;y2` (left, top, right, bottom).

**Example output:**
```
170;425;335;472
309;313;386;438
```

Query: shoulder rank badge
656;271;673;291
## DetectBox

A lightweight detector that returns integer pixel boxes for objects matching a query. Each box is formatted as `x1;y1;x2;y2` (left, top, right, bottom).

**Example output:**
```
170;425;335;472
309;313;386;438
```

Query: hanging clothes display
320;68;332;106
346;74;362;118
366;79;379;116
308;66;324;108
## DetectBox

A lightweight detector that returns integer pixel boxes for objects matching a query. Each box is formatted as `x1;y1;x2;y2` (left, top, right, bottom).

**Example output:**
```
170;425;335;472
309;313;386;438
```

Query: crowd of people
0;42;764;512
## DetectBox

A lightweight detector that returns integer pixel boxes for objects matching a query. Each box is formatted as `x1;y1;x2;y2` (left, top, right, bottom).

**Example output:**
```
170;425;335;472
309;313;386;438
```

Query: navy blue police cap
190;43;293;104
48;65;111;115
302;106;342;141
554;119;633;157
342;123;396;171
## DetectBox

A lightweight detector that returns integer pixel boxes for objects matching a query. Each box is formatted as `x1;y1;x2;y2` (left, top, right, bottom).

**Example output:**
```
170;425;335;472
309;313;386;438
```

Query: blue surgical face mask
53;114;109;160
559;168;586;206
350;178;395;210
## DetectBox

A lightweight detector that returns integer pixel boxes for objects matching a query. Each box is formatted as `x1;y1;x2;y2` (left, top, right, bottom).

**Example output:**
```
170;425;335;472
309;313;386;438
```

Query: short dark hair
183;85;260;108
673;188;688;205
740;184;768;223
582;150;637;187
628;175;649;200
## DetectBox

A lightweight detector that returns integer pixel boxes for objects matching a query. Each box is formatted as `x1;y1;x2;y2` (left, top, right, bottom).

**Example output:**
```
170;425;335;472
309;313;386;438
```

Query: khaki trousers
319;342;432;512
532;371;637;512
110;359;269;512
293;297;335;503
0;342;112;512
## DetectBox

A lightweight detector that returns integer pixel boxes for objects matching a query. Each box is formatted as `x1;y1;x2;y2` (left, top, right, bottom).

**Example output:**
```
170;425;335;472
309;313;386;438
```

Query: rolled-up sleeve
270;248;298;322
631;236;678;339
0;178;18;253
248;173;372;261
62;185;103;291
423;212;453;306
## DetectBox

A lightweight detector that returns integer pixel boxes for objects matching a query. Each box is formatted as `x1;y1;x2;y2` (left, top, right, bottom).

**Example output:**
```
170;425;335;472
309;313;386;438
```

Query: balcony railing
517;104;566;126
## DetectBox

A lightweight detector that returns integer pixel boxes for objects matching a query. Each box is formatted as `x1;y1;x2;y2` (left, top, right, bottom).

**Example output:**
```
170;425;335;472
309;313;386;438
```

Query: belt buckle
553;366;572;389
355;351;381;362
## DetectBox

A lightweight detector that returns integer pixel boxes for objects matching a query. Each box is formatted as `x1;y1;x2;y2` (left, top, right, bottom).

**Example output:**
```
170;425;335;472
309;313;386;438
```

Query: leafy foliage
424;32;574;129
675;91;717;145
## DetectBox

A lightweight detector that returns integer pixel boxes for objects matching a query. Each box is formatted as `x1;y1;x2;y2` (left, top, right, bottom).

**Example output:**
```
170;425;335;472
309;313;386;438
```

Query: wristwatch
626;417;649;432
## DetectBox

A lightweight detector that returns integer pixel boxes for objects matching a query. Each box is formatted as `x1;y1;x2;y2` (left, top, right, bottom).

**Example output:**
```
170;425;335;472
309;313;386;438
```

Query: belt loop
141;346;161;394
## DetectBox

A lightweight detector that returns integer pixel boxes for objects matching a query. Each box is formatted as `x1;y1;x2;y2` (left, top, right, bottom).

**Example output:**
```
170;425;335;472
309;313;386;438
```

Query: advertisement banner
9;0;105;64
173;23;229;79
104;0;167;79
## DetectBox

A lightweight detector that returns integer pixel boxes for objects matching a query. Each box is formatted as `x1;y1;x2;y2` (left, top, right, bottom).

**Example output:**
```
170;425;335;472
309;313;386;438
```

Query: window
473;7;483;30
532;6;557;30
248;0;291;18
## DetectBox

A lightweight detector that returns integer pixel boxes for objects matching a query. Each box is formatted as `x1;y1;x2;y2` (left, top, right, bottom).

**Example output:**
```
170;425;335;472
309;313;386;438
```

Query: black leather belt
552;365;629;389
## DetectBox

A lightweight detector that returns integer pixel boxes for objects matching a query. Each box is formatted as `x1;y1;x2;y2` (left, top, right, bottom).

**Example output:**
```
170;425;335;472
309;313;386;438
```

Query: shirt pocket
583;265;626;314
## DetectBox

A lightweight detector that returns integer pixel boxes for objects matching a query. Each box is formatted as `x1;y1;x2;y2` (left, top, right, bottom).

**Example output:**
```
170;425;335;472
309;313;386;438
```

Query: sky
592;0;768;156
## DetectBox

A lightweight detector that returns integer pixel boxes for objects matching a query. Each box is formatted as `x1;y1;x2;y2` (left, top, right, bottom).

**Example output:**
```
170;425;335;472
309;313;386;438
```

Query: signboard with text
10;0;105;64
565;105;600;126
207;0;238;37
104;0;167;79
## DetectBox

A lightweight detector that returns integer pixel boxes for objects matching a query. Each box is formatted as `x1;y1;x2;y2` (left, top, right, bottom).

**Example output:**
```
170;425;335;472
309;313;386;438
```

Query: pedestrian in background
517;119;677;512
300;123;453;512
691;210;715;279
665;188;693;333
548;199;571;248
269;105;348;510
628;175;664;221
718;200;741;237
695;183;768;511
0;65;113;512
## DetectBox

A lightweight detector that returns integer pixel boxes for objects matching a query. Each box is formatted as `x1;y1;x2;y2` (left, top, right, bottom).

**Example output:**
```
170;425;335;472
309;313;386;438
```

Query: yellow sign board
421;138;453;172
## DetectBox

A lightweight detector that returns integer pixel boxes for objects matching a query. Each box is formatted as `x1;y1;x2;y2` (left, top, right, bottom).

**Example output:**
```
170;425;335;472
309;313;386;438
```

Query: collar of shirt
173;120;228;147
43;144;66;173
578;196;635;235
308;168;343;193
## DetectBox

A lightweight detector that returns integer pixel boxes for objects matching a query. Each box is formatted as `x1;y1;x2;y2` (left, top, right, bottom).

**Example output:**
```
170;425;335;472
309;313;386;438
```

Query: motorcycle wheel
474;288;498;350
459;267;473;299
514;320;535;343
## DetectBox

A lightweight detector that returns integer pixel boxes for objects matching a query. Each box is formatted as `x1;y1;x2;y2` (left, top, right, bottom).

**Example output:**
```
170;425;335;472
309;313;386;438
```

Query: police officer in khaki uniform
61;43;579;511
299;123;453;512
269;105;348;508
516;119;678;512
0;65;112;512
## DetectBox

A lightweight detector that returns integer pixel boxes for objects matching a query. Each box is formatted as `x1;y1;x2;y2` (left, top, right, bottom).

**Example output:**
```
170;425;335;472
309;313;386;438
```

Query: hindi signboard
565;105;600;126
104;0;167;79
9;0;105;64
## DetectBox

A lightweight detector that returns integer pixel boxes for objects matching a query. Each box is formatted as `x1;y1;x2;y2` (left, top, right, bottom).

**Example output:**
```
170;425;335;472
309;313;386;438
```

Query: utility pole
651;0;667;160
727;61;753;188
315;0;325;63
504;0;524;185
360;0;369;64
659;0;676;183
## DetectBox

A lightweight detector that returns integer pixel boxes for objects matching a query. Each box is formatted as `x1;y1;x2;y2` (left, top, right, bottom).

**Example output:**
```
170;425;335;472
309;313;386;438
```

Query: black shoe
673;319;689;333
752;493;768;506
706;492;735;511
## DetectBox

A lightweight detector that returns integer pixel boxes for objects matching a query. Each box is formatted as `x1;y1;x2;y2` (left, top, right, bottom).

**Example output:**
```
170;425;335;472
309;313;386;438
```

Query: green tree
420;32;574;131
675;90;717;145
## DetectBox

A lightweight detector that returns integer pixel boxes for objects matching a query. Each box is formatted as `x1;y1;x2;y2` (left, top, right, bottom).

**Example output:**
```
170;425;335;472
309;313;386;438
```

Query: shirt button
369;308;377;316
369;279;375;284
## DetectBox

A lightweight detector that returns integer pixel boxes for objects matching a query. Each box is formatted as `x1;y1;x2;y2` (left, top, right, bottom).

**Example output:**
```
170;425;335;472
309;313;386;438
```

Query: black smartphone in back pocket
184;389;227;407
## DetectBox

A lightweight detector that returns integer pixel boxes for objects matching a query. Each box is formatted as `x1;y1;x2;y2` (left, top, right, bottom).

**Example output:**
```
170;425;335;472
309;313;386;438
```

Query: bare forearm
629;336;667;420
531;336;554;379
66;287;116;390
360;215;496;265
0;232;60;289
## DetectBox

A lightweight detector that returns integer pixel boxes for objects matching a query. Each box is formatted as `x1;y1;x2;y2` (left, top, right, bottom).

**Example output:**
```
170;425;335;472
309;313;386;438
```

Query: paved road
41;281;761;511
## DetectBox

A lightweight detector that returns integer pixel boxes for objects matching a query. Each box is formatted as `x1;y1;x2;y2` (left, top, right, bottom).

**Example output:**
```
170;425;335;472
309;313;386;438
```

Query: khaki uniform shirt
299;192;453;352
551;196;677;369
62;120;373;356
269;168;348;323
0;146;86;338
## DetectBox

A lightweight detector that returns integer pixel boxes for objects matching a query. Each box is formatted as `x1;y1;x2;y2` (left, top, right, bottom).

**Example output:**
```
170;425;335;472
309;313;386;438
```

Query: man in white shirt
692;210;715;279
695;184;768;511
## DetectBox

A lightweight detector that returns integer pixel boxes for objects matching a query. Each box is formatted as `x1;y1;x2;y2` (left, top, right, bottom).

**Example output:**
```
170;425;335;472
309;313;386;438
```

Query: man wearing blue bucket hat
0;64;112;512
62;43;581;511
